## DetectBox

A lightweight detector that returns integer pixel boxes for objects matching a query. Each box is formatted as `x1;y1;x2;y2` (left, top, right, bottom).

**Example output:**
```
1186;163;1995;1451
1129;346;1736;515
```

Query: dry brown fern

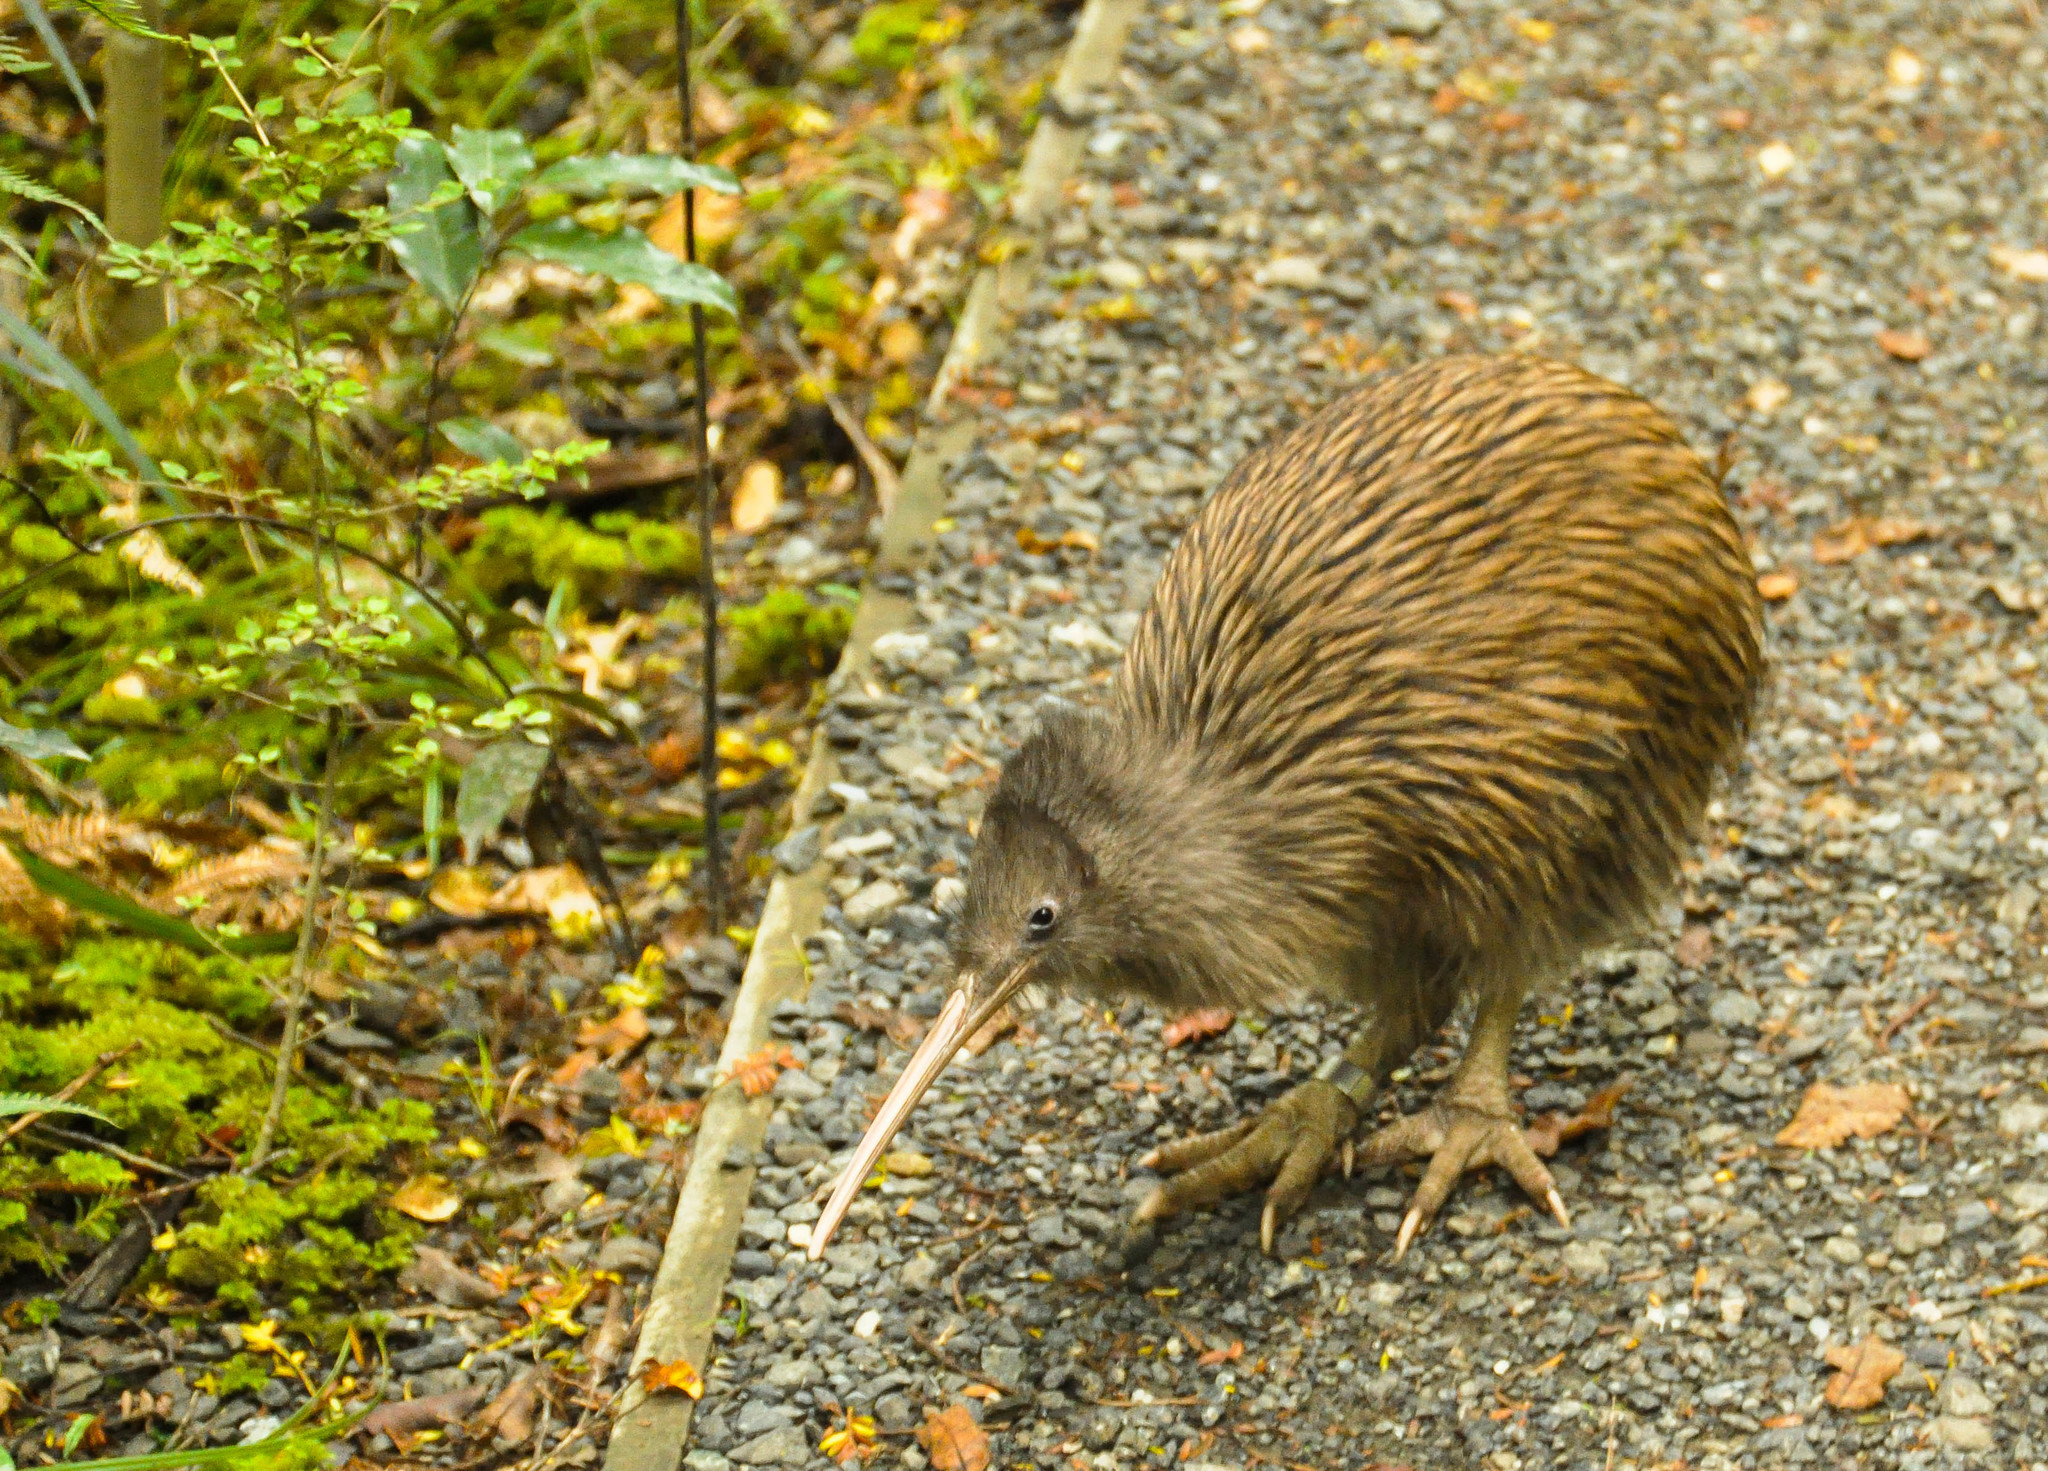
0;841;69;944
160;836;307;929
0;796;158;874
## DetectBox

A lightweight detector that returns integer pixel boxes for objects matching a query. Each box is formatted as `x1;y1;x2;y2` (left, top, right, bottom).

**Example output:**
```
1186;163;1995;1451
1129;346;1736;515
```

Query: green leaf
0;716;87;762
508;220;736;316
0;305;178;507
455;737;552;863
0;162;102;231
16;0;93;121
439;416;528;465
446;125;536;217
0;1093;113;1127
535;153;739;197
387;138;483;313
62;1415;97;1458
3;839;298;956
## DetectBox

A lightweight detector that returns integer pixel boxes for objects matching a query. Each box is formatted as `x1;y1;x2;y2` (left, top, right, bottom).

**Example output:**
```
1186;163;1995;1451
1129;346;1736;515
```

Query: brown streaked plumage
809;353;1764;1264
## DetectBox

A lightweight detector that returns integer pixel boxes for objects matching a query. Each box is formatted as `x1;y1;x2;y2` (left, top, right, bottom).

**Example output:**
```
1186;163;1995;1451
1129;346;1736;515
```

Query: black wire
678;0;723;934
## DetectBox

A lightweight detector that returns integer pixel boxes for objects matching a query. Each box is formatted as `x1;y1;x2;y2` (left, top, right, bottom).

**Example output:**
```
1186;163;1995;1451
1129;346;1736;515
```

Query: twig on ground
776;324;903;516
1878;990;1941;1051
28;1122;198;1181
907;1321;1017;1395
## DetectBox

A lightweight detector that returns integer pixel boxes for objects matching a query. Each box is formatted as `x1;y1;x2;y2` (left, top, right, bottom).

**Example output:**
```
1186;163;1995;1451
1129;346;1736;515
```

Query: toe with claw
1133;1079;1359;1255
1355;1100;1572;1258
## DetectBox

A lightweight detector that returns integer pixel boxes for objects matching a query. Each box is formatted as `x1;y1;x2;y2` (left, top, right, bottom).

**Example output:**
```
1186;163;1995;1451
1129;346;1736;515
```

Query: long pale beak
807;966;1029;1261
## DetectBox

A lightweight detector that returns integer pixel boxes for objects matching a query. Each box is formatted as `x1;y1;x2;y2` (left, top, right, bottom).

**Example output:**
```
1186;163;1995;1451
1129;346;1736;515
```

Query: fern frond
0;1092;113;1126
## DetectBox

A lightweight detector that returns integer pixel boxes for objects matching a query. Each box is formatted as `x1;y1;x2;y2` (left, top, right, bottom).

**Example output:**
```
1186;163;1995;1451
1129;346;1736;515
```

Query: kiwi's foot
1133;1080;1358;1255
1354;1101;1570;1258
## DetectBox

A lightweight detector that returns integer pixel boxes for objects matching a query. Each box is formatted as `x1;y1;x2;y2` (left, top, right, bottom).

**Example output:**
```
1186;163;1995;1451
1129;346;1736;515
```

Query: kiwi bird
810;353;1764;1262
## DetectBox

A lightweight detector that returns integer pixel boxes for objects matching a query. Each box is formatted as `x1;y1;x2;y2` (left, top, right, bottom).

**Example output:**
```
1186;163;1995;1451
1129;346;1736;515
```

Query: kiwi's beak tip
807;970;998;1260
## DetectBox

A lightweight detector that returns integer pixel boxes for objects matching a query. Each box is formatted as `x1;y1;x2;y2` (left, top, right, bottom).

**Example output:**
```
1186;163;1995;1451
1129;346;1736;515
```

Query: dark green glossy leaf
535;153;739;197
387;138;483;313
438;415;528;465
446;125;536;216
455;737;551;862
0;716;87;763
508;220;736;315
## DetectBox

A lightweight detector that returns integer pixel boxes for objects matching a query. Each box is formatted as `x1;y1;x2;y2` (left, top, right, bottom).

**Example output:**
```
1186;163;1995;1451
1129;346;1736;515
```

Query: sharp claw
1393;1206;1422;1260
1260;1201;1277;1256
1133;1187;1167;1224
1546;1186;1571;1231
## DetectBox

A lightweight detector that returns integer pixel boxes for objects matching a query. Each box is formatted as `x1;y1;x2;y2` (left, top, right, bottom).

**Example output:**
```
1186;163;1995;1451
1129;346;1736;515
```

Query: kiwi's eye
1025;902;1059;940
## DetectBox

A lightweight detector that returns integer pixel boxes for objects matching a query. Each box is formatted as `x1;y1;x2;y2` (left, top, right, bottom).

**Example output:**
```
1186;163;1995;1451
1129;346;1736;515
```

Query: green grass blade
4;840;298;956
15;0;94;122
0;305;184;509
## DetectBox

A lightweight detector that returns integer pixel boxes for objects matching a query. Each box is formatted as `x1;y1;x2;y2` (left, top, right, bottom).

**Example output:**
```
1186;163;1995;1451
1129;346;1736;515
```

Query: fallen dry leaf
647;726;701;783
1757;571;1798;602
1196;1339;1245;1368
1745;378;1790;415
1813;516;1931;565
731;460;782;534
1876;327;1932;362
1822;1333;1906;1409
916;1404;989;1471
1525;1080;1632;1158
642;1357;705;1399
1756;140;1795;177
1674;925;1715;970
358;1387;487;1442
650;189;743;256
834;1000;926;1045
1162;1008;1235;1048
390;1175;462;1223
1775;1081;1910;1150
725;1042;799;1097
428;865;496;919
578;1006;651;1059
400;1246;498;1308
961;1003;1017;1057
472;1370;541;1444
1992;244;2048;283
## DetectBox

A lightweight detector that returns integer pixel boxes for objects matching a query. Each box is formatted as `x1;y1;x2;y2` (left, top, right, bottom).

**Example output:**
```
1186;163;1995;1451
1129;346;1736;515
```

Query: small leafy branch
1;2;740;1172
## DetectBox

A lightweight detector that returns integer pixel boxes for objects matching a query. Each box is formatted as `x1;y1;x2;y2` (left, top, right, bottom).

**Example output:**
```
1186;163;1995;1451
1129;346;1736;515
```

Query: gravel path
691;2;2048;1468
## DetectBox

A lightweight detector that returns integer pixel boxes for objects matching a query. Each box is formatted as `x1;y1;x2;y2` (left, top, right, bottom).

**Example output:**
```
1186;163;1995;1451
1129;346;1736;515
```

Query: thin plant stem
250;706;340;1173
678;0;723;933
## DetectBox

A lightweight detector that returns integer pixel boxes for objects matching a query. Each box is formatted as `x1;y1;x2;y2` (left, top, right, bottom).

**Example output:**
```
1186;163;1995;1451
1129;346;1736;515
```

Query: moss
726;588;854;691
0;938;435;1312
458;506;701;606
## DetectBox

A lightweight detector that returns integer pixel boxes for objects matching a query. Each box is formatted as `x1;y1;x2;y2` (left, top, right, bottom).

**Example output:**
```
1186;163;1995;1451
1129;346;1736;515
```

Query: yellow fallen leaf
428;866;495;920
1746;378;1790;415
731;460;782;534
391;1175;463;1223
643;1357;704;1398
1991;244;2048;283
